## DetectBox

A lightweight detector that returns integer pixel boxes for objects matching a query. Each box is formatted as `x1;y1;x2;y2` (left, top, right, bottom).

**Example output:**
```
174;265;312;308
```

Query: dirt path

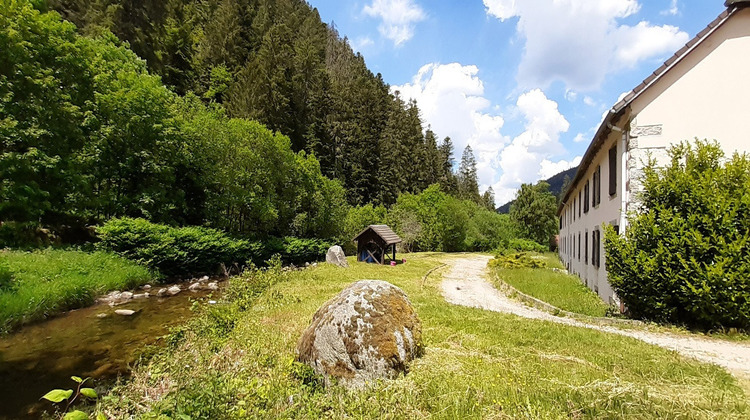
440;254;750;377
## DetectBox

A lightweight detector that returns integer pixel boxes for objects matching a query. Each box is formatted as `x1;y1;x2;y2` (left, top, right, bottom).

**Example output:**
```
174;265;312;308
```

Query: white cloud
393;63;508;190
539;156;582;179
583;96;597;107
363;0;425;46
573;133;588;143
661;0;679;16
350;36;374;52
493;89;571;203
565;89;578;102
485;0;689;90
483;0;517;21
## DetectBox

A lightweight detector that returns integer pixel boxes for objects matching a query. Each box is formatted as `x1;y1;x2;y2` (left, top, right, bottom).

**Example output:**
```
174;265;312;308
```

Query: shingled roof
558;5;740;214
353;225;402;245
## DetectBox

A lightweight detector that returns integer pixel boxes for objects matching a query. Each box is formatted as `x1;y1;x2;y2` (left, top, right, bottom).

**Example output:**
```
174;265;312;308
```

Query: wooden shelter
353;225;402;264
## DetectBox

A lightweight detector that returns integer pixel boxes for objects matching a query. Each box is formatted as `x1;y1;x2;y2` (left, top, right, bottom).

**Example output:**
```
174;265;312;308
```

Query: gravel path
441;254;750;377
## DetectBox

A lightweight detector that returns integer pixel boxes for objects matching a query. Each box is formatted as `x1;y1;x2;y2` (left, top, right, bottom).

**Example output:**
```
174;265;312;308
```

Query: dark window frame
584;230;588;265
583;181;590;213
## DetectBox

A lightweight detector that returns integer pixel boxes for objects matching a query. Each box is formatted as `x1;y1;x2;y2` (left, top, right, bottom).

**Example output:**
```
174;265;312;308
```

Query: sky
308;0;727;205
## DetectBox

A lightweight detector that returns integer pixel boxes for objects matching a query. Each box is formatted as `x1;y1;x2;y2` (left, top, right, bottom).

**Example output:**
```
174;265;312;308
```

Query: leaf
63;410;90;420
96;413;107;420
41;389;73;403
71;376;83;383
80;388;98;399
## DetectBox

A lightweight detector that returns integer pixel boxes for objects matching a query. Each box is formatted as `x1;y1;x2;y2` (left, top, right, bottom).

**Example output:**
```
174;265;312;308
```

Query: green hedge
97;218;330;277
605;141;750;330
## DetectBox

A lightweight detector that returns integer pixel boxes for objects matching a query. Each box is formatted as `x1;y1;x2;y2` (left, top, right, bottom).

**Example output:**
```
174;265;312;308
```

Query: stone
156;288;168;297
297;280;423;389
114;309;136;316
200;275;209;282
141;284;152;291
96;313;108;319
120;291;133;300
189;282;201;291
325;246;349;268
167;285;181;296
133;293;149;299
206;282;219;291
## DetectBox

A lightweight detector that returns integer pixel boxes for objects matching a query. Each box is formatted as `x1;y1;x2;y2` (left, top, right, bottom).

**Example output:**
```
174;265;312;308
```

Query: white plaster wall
630;8;750;161
558;130;624;303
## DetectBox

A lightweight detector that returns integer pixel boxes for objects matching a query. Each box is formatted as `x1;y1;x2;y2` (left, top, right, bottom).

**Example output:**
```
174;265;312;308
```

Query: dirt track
441;254;750;377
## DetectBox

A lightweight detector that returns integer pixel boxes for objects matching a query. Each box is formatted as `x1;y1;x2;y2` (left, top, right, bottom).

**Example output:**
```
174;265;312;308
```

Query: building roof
726;0;750;8
557;6;738;215
353;225;402;245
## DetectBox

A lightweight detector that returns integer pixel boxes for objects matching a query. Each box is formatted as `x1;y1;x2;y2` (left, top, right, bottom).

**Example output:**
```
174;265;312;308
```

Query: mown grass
492;252;609;317
0;249;154;333
98;253;748;419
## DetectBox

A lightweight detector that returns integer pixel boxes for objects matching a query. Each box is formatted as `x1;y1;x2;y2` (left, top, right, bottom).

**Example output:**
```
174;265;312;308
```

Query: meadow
97;253;748;419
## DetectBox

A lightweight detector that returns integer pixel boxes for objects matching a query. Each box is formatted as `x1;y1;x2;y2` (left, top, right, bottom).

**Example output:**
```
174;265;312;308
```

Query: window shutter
609;146;617;196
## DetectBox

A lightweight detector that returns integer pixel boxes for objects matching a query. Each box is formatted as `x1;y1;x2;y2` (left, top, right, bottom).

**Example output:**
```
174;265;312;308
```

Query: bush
489;253;547;269
605;140;750;330
0;260;14;292
504;238;548;253
97;218;330;276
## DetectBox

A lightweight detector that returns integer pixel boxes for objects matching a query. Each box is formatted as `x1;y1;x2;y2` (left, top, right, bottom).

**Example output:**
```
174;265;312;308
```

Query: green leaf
96;412;107;420
71;376;83;383
80;388;98;399
41;389;73;403
63;410;89;420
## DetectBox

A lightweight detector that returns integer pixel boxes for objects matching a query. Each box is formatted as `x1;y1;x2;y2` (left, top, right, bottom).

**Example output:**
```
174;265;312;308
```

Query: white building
558;0;750;304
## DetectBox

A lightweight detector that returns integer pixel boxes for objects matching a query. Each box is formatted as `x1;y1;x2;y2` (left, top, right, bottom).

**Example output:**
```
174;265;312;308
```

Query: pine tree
482;186;495;211
438;136;458;195
458;145;481;203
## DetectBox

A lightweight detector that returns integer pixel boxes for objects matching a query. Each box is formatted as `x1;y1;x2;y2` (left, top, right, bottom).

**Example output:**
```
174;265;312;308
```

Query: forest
1;0;518;251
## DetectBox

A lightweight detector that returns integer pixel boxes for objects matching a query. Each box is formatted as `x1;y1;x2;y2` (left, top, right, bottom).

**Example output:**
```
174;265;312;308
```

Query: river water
0;285;220;419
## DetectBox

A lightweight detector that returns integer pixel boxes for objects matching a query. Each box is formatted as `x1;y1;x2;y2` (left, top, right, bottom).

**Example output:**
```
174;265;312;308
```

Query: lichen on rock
296;280;423;389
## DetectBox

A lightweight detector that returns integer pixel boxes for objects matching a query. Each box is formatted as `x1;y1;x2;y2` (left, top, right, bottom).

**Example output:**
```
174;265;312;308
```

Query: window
583;181;590;213
609;145;617;196
578;190;582;218
578;232;581;261
592;229;601;268
573;198;576;221
584;230;588;264
593;165;601;206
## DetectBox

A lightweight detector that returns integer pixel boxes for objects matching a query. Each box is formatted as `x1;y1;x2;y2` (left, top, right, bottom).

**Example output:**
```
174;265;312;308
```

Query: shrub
605;140;750;330
97;218;330;276
97;218;253;277
0;259;14;292
489;253;547;269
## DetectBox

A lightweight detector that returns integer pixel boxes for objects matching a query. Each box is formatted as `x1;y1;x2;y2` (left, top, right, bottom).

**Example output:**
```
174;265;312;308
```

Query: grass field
0;249;154;333
492;252;610;317
97;253;748;419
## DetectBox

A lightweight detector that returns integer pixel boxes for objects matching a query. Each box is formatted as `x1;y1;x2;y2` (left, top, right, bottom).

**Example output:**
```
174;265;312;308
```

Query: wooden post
392;245;396;262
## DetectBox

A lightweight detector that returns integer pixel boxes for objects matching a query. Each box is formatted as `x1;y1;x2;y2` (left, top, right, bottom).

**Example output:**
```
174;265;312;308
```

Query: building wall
559;7;750;304
629;8;750;167
558;129;624;304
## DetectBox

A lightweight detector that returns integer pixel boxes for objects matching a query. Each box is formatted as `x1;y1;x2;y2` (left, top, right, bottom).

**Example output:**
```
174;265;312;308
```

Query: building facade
558;1;750;304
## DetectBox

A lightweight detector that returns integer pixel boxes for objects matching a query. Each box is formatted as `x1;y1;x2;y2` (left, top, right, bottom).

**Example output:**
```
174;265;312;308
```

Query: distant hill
496;166;578;213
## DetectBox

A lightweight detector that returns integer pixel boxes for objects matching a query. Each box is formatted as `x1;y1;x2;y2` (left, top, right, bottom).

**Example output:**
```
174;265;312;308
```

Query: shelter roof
353;225;402;245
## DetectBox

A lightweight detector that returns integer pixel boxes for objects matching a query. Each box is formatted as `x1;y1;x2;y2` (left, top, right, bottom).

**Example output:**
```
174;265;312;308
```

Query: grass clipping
489;252;547;269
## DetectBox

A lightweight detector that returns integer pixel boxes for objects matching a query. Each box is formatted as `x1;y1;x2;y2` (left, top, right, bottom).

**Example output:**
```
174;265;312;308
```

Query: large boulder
325;245;349;268
297;280;423;389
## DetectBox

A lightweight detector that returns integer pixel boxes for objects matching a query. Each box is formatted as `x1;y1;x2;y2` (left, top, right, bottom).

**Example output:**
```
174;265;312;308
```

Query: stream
0;284;221;419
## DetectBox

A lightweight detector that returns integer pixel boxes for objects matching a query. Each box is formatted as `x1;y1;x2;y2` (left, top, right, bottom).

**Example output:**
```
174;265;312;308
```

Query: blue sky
309;0;727;204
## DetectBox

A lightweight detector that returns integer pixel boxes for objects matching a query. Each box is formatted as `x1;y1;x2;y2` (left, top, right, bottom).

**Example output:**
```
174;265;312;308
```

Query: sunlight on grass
492;252;609;317
100;253;747;419
0;249;154;333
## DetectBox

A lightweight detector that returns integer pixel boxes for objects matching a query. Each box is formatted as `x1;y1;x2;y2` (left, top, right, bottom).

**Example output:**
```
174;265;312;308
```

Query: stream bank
0;281;222;419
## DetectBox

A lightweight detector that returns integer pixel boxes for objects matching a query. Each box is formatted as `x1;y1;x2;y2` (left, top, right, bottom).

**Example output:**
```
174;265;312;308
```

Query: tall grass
492;252;609;317
0;249;153;333
99;253;747;419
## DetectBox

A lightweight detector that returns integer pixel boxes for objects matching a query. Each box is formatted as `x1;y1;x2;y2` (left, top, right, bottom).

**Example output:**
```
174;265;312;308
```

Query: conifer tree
458;145;481;203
